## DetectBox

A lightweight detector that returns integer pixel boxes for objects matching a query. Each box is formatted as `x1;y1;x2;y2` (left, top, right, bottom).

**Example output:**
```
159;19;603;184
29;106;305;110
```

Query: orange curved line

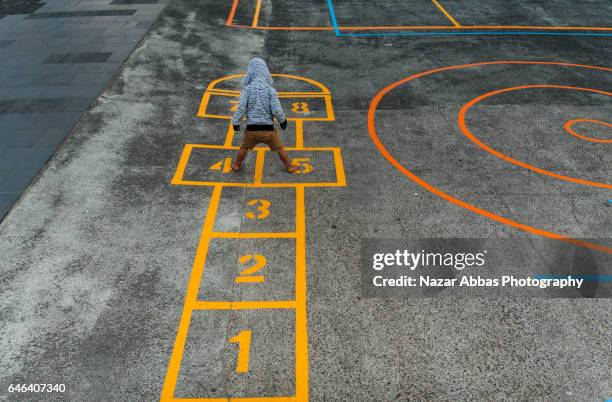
367;61;612;254
458;85;612;189
564;119;612;143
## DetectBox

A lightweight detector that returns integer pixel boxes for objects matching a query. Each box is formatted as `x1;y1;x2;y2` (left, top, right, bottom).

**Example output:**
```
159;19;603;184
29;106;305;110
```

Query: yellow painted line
333;148;347;187
212;232;297;238
194;300;296;310
171;144;194;185
174;181;346;188
294;186;308;401
252;0;262;27
253;149;265;184
431;0;461;27
324;96;335;121
173;397;295;402
295;120;303;149
205;74;331;95
203;91;328;100
224;124;235;147
187;144;340;151
197;91;213;118
161;185;223;400
206;89;328;96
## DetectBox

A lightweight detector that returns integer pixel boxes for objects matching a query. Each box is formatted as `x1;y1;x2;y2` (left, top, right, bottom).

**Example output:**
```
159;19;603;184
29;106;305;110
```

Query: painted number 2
245;199;270;220
235;254;266;283
292;102;309;113
229;330;251;373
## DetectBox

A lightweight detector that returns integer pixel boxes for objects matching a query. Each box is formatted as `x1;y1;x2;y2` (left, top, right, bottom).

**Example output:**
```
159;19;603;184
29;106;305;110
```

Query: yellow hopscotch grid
162;74;344;401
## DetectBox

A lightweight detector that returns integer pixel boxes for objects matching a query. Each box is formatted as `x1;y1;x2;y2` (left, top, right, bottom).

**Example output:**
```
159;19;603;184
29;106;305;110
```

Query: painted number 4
209;158;233;174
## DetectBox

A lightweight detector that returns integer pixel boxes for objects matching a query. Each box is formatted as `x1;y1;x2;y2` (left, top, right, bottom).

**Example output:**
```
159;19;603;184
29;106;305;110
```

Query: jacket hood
243;58;273;87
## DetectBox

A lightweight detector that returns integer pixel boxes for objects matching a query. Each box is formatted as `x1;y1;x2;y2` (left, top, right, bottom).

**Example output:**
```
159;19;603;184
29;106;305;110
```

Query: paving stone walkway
0;0;168;219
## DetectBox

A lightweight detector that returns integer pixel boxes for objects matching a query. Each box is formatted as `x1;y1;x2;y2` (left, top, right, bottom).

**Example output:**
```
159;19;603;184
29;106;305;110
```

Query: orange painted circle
367;61;612;254
458;85;612;189
564;118;612;143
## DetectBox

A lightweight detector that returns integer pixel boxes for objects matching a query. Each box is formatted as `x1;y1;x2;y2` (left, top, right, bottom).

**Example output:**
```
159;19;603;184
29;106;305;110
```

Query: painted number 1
229;330;251;373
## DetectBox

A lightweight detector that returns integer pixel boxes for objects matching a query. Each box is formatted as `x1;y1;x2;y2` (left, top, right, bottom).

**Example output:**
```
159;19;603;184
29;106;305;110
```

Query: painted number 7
291;157;313;174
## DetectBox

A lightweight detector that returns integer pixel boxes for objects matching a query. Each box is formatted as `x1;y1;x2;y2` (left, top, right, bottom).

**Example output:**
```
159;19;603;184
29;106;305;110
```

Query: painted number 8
292;102;309;113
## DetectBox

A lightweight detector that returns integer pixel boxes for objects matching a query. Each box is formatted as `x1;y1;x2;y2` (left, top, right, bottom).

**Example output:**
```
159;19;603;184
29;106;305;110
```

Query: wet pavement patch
111;0;159;4
43;53;113;64
26;9;137;18
0;0;44;15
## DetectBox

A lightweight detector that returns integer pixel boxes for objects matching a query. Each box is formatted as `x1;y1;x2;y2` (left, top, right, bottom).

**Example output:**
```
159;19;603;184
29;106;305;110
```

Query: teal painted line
325;0;612;37
340;31;612;37
326;0;340;36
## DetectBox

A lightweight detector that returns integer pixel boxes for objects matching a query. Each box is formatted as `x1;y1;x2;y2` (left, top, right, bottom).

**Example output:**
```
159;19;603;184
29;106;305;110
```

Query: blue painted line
326;0;612;38
326;0;340;36
534;274;612;282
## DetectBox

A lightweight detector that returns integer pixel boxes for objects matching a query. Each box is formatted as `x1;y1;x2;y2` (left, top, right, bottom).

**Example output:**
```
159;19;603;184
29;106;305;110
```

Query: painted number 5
245;199;270;220
291;157;313;174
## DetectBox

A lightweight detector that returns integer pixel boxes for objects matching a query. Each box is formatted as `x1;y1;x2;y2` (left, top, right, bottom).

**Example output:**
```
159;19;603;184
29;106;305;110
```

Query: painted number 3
245;199;270;220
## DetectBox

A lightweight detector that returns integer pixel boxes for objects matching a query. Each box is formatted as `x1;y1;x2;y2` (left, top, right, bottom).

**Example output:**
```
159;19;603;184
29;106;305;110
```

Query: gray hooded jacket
231;58;286;127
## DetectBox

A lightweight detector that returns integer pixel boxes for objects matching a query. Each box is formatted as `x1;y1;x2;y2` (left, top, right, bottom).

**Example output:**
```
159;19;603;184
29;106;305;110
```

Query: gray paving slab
0;0;167;218
0;129;45;148
0;192;19;219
